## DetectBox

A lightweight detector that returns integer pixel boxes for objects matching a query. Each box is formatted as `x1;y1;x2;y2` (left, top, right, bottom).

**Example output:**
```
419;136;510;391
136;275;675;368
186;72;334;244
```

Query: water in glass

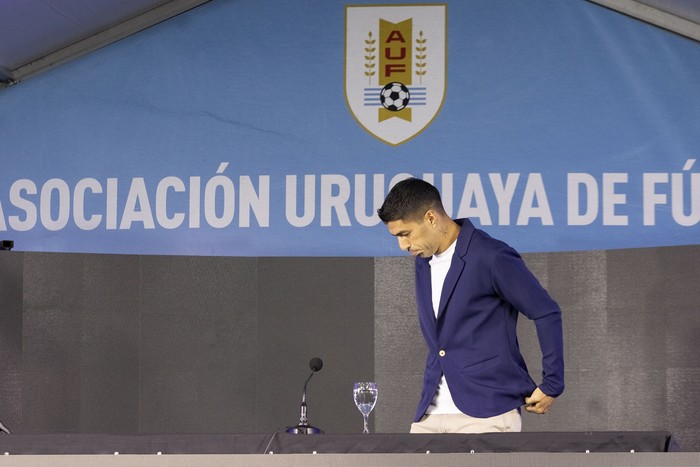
353;382;377;434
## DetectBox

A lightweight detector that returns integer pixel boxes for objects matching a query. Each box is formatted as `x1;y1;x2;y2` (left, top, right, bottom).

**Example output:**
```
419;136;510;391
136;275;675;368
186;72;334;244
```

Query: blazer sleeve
491;246;565;397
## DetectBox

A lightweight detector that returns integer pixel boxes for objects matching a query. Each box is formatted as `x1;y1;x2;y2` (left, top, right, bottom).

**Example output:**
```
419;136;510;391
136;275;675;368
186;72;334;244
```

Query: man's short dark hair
377;178;444;223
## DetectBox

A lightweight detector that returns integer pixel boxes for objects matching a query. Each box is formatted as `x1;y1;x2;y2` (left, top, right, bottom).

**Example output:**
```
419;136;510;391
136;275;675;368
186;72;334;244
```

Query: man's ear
424;209;438;227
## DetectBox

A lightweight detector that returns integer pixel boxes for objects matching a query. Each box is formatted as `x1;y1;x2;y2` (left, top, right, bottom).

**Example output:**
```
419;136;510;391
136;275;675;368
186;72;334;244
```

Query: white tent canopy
0;0;209;88
589;0;700;41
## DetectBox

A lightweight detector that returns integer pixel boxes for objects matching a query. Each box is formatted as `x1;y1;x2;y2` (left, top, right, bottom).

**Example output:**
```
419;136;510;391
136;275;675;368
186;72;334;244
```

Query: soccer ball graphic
379;82;410;111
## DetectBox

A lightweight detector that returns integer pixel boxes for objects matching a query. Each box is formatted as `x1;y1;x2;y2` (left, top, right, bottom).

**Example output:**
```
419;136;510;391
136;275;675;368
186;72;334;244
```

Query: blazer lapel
415;257;436;326
436;255;464;320
436;219;474;320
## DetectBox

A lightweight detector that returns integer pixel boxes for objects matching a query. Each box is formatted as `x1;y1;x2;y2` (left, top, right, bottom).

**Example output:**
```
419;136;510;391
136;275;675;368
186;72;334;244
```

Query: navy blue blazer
414;218;564;420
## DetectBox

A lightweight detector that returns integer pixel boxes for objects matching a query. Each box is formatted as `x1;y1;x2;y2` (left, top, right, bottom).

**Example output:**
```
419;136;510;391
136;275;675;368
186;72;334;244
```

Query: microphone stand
286;364;323;434
0;420;10;435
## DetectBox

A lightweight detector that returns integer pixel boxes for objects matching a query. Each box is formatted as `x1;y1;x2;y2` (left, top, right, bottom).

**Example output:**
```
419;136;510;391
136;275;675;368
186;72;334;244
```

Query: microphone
286;357;324;434
309;357;323;372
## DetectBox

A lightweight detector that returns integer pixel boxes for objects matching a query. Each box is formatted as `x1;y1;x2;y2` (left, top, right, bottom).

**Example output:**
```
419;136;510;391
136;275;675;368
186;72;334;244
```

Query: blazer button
439;350;446;357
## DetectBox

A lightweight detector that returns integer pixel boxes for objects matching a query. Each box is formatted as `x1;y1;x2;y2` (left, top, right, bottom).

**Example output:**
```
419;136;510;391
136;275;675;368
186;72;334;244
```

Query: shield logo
345;4;447;146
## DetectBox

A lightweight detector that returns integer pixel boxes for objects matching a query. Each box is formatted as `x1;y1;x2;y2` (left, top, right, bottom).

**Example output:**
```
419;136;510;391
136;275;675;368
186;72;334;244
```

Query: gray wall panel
23;253;83;315
79;370;139;433
374;257;422;432
138;256;258;433
20;369;80;432
0;251;23;433
140;256;258;315
0;252;23;353
607;368;667;431
21;253;83;433
80;255;140;433
256;258;374;435
667;367;700;453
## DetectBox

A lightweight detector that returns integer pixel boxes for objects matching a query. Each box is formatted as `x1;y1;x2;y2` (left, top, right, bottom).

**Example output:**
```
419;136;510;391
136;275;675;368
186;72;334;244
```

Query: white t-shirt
425;239;462;414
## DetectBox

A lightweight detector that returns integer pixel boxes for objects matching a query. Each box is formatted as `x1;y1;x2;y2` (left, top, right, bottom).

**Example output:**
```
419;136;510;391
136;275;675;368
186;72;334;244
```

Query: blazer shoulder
456;219;512;259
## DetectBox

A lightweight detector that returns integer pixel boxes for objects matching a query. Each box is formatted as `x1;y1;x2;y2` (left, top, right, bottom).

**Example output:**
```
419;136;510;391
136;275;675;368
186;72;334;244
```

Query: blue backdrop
1;0;698;256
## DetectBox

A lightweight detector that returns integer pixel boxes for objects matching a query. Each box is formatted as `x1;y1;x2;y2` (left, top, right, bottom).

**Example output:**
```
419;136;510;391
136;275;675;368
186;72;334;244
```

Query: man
377;178;564;434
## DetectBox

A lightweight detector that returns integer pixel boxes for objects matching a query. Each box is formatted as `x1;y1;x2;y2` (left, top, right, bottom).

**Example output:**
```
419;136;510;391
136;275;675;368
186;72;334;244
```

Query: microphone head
309;357;323;372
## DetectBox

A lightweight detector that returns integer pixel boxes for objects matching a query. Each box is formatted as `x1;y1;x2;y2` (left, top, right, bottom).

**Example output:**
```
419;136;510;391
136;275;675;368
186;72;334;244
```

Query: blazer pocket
461;355;500;373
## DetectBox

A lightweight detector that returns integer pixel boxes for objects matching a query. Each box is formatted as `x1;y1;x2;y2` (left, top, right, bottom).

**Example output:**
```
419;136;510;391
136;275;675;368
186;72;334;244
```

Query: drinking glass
353;382;378;434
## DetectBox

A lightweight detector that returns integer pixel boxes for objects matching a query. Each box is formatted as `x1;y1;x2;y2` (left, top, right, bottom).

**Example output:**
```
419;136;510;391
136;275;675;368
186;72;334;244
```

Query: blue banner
1;0;698;256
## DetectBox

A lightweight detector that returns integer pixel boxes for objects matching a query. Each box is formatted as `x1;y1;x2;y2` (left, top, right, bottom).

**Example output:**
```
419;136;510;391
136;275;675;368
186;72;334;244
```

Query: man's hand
524;387;555;414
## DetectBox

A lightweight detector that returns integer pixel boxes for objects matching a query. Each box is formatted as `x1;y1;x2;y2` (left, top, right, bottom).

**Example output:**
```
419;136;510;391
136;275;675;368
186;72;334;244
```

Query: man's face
386;213;440;258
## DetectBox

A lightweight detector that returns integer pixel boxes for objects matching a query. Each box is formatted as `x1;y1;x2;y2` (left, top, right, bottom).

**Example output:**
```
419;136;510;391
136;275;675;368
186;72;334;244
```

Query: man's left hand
524;387;555;414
